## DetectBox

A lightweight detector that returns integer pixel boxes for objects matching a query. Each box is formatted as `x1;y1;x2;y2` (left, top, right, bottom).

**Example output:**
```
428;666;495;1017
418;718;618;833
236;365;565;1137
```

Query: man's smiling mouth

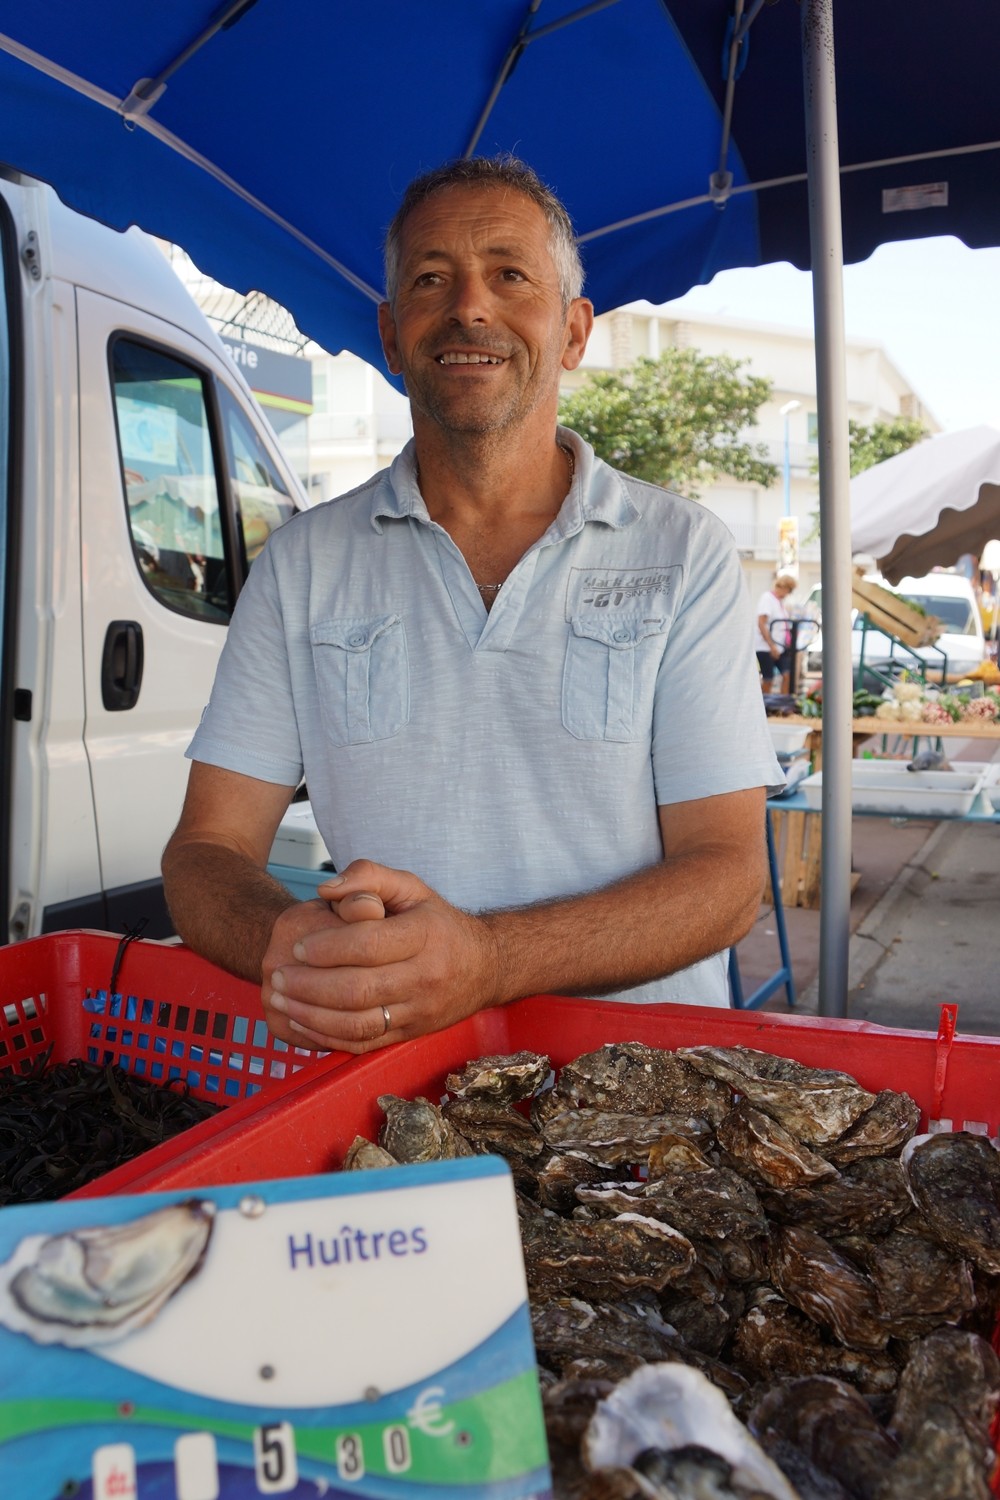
436;352;505;365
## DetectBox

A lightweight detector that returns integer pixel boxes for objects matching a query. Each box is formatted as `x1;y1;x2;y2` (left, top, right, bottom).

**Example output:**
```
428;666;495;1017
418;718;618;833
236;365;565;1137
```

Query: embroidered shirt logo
570;566;678;613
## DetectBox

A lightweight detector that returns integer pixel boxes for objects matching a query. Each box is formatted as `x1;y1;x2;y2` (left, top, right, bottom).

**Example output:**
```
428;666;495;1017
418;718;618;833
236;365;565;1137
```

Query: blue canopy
0;1;995;372
1;0;995;1016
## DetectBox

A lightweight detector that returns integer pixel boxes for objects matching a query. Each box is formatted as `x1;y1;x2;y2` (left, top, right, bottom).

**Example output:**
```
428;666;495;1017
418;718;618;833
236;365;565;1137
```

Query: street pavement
731;743;1000;1038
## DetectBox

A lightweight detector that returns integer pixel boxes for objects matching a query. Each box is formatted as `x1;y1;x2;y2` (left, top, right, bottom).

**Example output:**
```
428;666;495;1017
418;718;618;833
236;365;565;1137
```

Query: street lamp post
780;399;801;517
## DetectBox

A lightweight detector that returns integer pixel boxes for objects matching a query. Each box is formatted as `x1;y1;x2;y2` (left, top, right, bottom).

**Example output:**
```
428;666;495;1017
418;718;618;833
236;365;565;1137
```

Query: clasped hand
261;860;502;1053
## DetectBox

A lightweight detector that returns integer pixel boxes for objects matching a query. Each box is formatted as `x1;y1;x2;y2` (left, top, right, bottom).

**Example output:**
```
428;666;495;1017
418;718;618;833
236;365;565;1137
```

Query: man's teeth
438;352;504;364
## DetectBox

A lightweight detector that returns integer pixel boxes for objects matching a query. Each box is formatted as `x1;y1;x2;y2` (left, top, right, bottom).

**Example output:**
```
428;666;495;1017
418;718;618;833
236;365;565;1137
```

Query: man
755;573;797;694
162;156;781;1053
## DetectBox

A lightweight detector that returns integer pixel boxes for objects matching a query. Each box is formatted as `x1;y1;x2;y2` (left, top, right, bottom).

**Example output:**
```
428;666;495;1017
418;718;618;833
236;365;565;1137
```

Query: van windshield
903;595;976;634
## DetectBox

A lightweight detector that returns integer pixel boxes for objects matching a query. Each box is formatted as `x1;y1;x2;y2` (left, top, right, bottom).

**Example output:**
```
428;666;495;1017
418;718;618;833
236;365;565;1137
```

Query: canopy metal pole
802;0;852;1017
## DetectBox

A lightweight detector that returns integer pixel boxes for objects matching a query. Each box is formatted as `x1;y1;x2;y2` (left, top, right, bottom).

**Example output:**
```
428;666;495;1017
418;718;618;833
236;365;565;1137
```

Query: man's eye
499;268;526;282
413;272;444;287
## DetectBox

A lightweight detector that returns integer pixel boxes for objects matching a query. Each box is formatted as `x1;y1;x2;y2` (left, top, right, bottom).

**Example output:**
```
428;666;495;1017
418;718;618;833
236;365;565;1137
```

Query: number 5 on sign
253;1422;298;1493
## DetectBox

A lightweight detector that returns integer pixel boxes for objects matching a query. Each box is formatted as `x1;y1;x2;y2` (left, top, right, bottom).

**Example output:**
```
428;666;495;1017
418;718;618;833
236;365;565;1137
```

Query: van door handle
102;620;144;710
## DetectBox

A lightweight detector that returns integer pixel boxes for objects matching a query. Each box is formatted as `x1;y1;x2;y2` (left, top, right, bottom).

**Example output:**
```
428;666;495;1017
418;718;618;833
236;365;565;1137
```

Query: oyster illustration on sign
0;1199;214;1348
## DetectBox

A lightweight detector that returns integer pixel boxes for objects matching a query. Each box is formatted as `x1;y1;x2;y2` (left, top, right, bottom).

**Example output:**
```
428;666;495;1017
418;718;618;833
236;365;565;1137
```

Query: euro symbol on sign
407;1385;454;1438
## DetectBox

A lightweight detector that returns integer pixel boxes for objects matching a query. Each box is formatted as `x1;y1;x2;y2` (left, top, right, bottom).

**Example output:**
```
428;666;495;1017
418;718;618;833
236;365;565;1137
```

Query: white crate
800;762;988;817
269;801;333;869
768;722;813;754
981;763;1000;813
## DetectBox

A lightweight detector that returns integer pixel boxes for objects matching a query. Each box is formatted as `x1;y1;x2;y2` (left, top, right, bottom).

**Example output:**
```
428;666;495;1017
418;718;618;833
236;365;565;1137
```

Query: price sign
0;1158;550;1497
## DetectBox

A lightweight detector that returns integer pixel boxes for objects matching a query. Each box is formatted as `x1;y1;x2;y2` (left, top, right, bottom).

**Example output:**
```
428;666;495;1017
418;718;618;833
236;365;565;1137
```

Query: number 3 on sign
336;1432;365;1482
253;1422;298;1493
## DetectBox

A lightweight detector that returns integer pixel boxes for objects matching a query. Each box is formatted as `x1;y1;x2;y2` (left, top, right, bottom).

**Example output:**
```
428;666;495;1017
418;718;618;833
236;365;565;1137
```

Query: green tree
807;416;928;539
848;416;928;476
558;348;777;498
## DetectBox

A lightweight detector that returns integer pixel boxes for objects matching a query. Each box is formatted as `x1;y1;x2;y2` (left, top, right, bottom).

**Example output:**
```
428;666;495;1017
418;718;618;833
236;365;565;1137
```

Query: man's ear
562;298;595;372
378;301;402;376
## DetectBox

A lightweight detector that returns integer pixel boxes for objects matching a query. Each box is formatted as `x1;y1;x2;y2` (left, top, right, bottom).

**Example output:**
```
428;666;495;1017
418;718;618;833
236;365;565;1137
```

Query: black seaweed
0;1052;222;1203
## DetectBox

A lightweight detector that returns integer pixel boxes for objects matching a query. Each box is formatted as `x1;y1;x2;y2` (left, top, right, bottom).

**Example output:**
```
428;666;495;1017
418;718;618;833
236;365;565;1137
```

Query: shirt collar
370;429;641;534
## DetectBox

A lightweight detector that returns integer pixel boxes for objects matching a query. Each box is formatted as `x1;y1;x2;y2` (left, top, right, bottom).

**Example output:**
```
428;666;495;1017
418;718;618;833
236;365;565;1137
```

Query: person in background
755;572;797;695
161;154;782;1051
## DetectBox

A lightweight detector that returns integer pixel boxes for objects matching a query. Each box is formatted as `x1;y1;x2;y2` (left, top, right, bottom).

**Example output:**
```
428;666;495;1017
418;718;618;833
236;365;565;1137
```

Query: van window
904;593;977;635
112;339;231;622
219;387;295;566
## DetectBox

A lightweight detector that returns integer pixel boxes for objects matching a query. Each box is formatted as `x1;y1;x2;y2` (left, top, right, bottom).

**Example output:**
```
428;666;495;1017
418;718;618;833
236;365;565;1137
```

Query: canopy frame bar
0;31;383;303
463;0;625;158
714;0;772;201
580;136;1000;242
119;0;260;119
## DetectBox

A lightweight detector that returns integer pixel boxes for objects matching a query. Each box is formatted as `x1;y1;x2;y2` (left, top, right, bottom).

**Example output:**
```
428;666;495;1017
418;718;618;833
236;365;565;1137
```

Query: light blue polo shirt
188;430;782;1006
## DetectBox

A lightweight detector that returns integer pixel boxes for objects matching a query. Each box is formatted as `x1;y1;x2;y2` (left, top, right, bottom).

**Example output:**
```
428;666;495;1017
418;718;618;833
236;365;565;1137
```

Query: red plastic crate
0;930;344;1194
95;992;1000;1195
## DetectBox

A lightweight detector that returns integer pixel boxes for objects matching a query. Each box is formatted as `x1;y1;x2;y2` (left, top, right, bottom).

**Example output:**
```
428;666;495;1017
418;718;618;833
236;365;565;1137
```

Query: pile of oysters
343;1041;1000;1500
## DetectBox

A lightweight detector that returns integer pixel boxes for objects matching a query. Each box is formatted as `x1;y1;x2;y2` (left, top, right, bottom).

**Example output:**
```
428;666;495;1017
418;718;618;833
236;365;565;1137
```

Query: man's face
378;186;592;438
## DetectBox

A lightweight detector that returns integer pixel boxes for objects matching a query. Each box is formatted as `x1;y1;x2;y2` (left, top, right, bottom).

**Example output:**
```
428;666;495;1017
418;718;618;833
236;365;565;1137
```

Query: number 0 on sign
0;1158;551;1497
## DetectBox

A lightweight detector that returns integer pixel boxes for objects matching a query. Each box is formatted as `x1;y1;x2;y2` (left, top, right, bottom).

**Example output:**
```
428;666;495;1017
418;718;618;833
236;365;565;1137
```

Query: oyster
535;1150;617;1214
770;1225;889;1350
543;1372;617;1449
755;1433;853;1500
678;1046;876;1145
900;1131;1000;1272
874;1407;994;1500
833;1228;976;1338
823;1089;920;1164
0;1199;214;1347
554;1043;731;1124
887;1327;1000;1452
730;1289;899;1395
657;1285;735;1358
541;1108;712;1168
342;1134;397;1170
445;1050;550;1103
761;1154;911;1235
717;1102;838;1189
377;1094;474;1163
521;1212;697;1297
748;1375;898;1500
576;1151;766;1244
441;1097;544;1160
582;1363;799;1499
531;1296;670;1379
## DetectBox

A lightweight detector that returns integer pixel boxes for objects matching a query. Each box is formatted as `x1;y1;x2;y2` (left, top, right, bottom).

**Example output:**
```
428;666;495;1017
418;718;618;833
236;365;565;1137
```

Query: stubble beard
404;333;564;443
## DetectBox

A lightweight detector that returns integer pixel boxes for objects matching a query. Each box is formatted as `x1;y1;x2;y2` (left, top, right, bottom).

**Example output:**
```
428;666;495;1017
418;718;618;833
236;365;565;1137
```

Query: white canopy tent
851;426;1000;586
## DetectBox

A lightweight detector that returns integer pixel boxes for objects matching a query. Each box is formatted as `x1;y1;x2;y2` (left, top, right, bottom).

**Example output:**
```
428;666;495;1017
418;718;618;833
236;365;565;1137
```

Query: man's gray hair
383;155;585;309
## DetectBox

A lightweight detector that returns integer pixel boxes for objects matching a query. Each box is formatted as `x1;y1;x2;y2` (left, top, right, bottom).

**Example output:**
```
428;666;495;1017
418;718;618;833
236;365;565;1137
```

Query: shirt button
349;633;367;647
613;629;631;643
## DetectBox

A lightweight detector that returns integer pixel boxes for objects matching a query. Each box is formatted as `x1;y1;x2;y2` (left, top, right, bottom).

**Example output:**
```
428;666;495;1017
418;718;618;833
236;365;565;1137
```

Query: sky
655;236;1000;436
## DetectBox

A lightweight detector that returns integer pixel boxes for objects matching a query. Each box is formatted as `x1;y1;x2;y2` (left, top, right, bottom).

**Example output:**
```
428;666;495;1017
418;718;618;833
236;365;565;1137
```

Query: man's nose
445;271;491;324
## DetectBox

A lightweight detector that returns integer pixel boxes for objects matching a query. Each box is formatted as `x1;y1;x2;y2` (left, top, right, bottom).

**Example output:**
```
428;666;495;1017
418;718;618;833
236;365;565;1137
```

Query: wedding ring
381;1005;391;1035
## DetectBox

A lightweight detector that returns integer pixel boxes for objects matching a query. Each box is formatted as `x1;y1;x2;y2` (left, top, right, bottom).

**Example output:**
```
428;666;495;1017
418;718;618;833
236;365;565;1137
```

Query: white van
1;172;309;943
804;571;986;684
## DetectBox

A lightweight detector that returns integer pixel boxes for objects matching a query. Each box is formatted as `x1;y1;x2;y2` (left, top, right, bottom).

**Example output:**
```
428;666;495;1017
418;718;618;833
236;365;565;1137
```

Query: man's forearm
480;846;764;1004
162;840;300;981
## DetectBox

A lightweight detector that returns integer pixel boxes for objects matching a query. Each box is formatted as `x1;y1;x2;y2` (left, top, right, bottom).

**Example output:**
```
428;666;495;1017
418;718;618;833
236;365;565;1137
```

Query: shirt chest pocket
310;615;409;746
562;613;668;742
